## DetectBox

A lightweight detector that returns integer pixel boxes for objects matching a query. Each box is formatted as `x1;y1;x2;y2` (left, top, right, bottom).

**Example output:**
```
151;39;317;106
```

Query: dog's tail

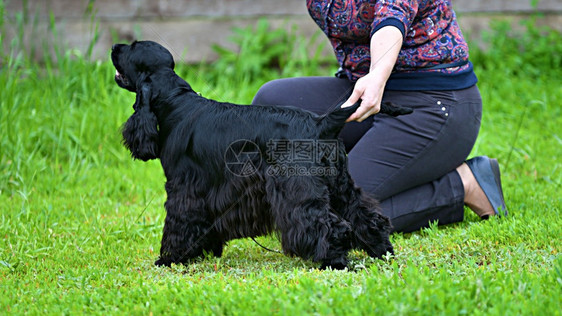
317;101;413;139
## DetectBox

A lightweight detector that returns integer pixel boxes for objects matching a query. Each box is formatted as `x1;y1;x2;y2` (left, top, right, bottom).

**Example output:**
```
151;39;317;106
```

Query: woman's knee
252;79;291;106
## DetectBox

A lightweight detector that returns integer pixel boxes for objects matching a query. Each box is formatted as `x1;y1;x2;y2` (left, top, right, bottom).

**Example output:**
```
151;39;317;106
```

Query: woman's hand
341;25;404;122
342;71;387;122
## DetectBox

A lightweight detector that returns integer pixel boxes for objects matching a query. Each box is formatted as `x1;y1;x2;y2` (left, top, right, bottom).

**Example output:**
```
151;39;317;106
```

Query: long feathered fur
122;78;160;161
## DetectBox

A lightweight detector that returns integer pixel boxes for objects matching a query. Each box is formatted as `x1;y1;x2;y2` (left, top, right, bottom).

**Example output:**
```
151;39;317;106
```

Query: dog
111;40;410;269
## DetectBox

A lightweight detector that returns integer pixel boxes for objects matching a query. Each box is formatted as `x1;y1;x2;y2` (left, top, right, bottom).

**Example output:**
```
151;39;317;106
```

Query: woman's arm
342;26;403;122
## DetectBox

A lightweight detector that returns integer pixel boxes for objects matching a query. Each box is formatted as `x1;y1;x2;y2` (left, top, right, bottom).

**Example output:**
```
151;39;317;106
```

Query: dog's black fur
111;40;407;269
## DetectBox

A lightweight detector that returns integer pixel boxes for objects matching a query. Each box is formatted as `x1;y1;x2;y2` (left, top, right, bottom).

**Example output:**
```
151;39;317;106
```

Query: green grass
1;14;561;315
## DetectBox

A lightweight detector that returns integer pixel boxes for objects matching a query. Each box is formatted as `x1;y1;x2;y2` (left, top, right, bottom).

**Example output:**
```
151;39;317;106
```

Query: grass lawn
1;17;561;315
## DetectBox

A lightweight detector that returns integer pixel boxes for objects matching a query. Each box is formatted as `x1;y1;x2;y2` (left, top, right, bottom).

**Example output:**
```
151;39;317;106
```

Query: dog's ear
122;76;160;161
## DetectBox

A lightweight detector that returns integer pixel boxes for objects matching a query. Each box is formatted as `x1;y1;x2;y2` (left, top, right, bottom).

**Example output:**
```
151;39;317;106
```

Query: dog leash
251;237;282;254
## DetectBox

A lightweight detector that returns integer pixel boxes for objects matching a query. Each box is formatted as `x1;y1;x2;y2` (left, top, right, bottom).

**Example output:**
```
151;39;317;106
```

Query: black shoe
465;156;508;217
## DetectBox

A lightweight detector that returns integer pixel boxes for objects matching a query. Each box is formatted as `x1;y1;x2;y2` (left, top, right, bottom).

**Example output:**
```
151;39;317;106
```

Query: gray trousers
252;77;482;233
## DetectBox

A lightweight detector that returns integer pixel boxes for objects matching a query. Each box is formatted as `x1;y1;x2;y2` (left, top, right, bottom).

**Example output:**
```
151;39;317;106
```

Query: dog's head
111;41;174;161
111;40;175;92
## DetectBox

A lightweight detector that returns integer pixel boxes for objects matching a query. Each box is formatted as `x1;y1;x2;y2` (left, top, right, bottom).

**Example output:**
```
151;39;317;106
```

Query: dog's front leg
337;190;394;259
329;164;394;259
155;185;222;267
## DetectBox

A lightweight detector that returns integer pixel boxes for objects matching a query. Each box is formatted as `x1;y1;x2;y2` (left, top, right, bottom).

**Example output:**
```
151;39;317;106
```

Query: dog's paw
320;258;348;270
154;257;172;267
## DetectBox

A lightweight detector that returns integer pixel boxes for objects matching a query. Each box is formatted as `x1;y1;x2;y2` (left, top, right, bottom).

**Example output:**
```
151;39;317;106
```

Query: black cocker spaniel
111;40;410;269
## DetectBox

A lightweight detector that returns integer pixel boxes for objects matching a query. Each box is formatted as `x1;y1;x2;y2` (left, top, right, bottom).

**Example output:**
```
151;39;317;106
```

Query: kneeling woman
252;0;507;232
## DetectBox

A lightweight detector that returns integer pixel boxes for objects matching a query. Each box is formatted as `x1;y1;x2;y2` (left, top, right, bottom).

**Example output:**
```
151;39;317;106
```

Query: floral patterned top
307;0;477;90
